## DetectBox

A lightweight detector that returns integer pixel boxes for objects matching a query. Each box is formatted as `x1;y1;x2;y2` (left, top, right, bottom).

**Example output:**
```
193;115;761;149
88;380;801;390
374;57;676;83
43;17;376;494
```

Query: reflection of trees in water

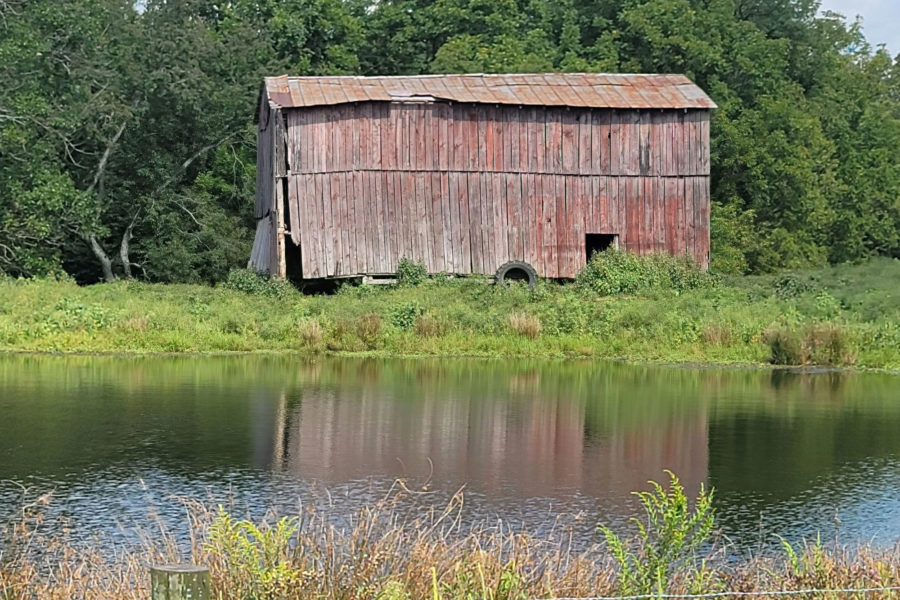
708;368;900;499
4;354;898;510
769;369;846;397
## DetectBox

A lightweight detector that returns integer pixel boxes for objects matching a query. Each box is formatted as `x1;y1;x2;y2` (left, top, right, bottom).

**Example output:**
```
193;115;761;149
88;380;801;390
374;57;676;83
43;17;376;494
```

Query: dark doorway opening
285;236;303;282
586;234;619;261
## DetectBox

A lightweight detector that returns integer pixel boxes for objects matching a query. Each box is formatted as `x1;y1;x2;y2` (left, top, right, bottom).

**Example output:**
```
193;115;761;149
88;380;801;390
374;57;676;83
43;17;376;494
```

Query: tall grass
6;484;900;600
1;256;899;369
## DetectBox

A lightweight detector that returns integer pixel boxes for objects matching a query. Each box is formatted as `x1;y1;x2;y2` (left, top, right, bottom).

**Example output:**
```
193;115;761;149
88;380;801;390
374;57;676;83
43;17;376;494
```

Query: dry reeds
414;313;445;338
6;490;900;600
701;323;732;346
764;324;858;366
509;312;541;340
356;313;383;349
298;319;323;346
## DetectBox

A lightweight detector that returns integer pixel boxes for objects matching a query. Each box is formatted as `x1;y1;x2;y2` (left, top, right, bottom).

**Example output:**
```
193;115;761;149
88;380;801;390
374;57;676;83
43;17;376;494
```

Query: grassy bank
4;478;900;599
1;254;899;369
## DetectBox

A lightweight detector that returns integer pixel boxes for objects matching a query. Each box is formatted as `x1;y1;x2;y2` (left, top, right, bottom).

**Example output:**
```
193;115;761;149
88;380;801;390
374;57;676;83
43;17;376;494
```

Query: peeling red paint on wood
265;100;712;279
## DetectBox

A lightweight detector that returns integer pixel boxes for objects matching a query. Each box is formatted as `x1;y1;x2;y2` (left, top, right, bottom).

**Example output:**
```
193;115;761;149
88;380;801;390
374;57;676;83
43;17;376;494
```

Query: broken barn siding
250;73;715;280
248;101;276;275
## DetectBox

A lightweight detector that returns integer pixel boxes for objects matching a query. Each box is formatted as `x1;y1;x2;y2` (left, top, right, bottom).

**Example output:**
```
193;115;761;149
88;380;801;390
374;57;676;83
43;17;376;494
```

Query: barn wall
249;102;275;274
284;102;710;279
250;104;289;276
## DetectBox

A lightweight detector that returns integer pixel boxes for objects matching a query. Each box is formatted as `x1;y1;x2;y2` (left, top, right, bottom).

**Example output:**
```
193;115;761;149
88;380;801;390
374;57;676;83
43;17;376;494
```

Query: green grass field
2;255;899;369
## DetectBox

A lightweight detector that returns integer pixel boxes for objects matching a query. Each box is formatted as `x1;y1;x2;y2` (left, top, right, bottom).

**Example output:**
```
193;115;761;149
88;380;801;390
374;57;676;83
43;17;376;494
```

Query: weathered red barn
249;73;715;281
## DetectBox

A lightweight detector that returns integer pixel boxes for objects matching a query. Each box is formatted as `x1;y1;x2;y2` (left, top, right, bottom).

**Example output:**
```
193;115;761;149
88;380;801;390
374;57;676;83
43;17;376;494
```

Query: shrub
389;302;425;329
222;268;295;299
576;249;715;297
599;471;719;597
509;312;541;339
356;313;383;349
773;273;817;300
397;258;427;286
205;508;305;599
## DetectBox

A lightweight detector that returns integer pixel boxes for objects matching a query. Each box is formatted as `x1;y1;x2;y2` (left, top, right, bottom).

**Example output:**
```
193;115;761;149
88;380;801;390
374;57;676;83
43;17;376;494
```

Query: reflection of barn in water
260;365;708;499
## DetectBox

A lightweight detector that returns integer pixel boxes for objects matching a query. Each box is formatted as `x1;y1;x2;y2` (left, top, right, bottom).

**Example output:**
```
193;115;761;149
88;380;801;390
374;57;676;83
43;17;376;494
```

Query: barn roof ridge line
262;72;717;112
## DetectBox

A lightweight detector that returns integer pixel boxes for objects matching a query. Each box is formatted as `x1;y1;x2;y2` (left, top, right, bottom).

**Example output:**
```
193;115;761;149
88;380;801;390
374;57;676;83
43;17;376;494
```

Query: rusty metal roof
263;73;716;111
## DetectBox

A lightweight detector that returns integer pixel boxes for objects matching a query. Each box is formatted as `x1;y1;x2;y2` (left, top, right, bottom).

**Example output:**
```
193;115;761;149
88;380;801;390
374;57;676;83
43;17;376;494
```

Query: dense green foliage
1;258;899;368
576;249;717;295
1;0;898;282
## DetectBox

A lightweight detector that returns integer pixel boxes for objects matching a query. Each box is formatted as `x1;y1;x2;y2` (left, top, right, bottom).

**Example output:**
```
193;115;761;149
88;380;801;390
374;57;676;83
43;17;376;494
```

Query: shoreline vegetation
4;476;900;599
1;251;899;370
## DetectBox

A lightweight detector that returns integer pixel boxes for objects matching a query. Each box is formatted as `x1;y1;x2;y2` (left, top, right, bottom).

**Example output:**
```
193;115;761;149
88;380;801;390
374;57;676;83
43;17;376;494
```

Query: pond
1;354;899;553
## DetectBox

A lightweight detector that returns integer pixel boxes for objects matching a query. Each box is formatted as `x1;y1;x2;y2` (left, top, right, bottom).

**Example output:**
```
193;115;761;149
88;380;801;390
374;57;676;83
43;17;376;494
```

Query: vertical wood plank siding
249;104;278;275
281;103;710;278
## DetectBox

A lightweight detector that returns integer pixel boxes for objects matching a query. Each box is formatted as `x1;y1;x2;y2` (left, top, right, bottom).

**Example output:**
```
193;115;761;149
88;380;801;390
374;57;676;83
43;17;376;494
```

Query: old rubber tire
495;261;538;289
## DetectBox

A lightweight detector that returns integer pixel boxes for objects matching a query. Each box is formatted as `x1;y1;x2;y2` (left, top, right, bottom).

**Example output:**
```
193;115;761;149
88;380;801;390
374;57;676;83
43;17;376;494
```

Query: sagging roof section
263;73;717;111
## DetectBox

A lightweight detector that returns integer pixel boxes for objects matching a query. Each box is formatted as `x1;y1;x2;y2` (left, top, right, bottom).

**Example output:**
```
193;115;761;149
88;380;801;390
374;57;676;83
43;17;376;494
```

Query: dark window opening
586;234;619;262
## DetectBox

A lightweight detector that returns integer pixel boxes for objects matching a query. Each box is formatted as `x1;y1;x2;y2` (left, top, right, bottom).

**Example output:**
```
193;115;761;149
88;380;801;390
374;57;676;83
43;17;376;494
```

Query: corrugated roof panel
676;83;708;104
656;85;686;107
635;85;667;108
483;79;520;104
537;74;568;105
566;74;600;105
462;75;496;103
501;75;543;105
267;76;293;108
287;78;305;107
357;80;383;102
600;83;634;108
304;79;327;106
425;77;454;100
398;77;431;96
320;80;350;105
263;73;716;110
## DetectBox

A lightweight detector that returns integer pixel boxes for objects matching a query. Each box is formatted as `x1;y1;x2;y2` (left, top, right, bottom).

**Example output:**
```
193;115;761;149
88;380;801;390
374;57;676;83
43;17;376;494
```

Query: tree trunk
119;224;134;279
88;235;115;282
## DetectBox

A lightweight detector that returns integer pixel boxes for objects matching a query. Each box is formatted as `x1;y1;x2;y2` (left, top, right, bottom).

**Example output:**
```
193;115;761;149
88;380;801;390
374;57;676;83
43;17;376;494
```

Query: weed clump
701;323;732;346
222;268;295;299
764;325;857;366
356;313;383;349
397;258;427;286
509;312;541;339
576;249;716;297
599;471;719;596
414;313;445;338
773;272;818;299
206;508;304;598
298;319;324;347
390;302;425;329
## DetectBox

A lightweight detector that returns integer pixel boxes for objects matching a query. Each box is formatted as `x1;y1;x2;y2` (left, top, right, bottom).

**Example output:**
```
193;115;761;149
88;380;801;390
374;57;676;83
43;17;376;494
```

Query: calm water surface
1;355;899;552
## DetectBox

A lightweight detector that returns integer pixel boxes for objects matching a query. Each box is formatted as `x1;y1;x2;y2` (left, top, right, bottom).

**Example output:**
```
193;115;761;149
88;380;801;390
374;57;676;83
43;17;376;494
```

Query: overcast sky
819;0;899;54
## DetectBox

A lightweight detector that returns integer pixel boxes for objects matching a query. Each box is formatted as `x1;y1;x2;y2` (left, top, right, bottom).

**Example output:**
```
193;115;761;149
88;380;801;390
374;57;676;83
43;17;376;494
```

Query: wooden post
275;181;288;280
150;564;211;600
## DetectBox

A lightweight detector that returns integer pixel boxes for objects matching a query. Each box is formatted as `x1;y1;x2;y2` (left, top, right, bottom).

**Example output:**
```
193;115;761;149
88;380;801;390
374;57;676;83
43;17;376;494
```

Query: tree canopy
1;0;898;281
